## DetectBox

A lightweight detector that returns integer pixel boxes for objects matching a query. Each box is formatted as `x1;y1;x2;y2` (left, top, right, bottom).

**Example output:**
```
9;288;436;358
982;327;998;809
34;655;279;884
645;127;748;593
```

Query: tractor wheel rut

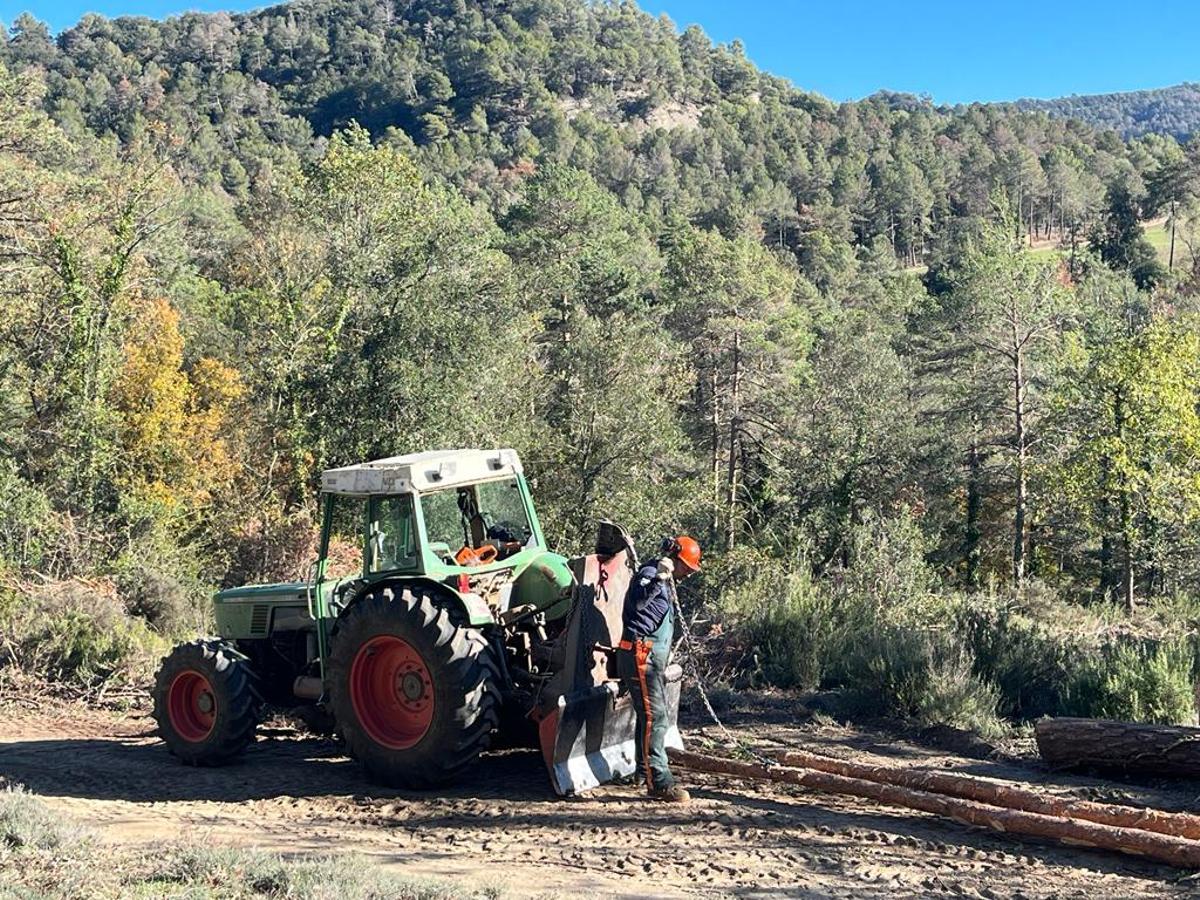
0;702;1191;898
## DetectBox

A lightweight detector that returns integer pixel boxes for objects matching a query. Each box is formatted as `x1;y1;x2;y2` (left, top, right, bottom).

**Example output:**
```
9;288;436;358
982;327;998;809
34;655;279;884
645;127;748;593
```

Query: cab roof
320;448;523;496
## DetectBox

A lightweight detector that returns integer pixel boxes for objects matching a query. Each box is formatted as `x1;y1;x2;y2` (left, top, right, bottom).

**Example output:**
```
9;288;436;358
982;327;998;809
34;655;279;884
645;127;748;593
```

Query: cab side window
368;495;417;573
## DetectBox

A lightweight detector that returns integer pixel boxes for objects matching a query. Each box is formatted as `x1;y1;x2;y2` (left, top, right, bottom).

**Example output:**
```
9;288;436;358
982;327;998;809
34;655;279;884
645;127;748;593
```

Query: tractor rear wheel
327;584;501;788
152;639;260;765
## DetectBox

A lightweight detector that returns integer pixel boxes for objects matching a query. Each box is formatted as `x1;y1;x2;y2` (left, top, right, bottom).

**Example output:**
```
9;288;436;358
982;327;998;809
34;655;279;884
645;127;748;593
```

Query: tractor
151;448;682;794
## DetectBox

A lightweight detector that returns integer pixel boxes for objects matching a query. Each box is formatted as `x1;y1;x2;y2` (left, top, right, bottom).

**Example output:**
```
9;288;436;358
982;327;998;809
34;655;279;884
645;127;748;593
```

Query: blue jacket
623;558;674;640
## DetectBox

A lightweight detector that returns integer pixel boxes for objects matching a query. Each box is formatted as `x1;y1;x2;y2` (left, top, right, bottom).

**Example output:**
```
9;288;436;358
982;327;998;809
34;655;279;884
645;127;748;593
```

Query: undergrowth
713;515;1200;737
0;576;168;698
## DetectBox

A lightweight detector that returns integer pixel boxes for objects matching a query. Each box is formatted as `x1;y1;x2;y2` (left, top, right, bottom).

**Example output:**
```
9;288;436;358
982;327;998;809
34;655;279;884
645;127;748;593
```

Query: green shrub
837;622;1004;739
0;789;482;900
112;557;209;637
719;562;833;688
0;578;164;691
839;510;935;610
960;597;1091;720
718;514;1006;737
0;786;75;851
962;592;1200;726
1069;639;1197;724
716;515;1200;738
0;462;71;575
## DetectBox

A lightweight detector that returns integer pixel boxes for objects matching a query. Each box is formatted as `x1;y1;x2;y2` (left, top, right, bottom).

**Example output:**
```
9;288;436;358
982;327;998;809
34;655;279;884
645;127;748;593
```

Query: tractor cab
317;448;572;626
325;448;544;578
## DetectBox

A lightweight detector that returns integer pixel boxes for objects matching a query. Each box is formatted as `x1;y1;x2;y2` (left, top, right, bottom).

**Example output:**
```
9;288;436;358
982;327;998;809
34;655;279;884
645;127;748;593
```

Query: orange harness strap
633;639;655;791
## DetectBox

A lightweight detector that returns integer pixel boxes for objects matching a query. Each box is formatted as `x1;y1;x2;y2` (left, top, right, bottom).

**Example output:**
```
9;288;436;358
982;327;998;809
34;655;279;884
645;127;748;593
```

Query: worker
617;534;702;803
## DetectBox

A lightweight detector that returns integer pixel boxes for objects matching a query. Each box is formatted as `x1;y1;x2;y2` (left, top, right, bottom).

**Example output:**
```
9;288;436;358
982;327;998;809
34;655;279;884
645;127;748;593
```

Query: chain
671;585;776;768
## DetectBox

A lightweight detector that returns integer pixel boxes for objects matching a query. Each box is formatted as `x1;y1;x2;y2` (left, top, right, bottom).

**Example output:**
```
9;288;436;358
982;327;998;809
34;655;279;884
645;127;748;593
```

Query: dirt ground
1;696;1198;899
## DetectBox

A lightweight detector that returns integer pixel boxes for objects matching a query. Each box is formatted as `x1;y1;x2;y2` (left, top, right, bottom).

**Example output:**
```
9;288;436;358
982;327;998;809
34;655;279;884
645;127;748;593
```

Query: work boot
650;784;691;803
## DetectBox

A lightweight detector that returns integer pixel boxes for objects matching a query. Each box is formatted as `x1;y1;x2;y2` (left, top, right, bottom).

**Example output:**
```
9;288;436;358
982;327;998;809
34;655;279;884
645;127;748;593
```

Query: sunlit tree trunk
1011;317;1027;589
725;328;741;551
710;367;721;544
966;423;982;589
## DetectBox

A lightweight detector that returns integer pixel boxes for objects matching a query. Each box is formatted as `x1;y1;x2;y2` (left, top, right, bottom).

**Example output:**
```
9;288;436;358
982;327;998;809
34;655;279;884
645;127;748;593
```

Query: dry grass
0;785;500;900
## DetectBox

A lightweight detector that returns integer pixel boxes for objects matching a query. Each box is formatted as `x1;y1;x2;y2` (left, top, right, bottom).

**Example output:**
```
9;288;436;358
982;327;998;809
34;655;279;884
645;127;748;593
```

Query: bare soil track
1;699;1196;898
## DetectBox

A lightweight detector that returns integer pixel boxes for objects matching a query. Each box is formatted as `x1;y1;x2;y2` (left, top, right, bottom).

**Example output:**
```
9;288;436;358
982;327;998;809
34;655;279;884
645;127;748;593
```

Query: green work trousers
617;604;675;791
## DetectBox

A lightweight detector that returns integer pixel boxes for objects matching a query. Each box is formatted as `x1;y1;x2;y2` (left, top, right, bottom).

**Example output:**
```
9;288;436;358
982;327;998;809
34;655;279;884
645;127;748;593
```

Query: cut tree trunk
1036;718;1200;778
773;748;1200;840
670;749;1200;869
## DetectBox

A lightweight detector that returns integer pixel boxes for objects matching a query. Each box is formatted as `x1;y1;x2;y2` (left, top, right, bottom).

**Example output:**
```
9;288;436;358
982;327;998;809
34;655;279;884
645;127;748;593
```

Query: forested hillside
1014;83;1200;139
6;0;1197;268
6;0;1200;731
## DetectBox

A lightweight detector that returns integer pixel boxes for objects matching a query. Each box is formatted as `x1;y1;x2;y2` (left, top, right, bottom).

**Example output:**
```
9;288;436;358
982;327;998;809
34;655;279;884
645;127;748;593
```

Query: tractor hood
212;581;320;640
216;582;311;602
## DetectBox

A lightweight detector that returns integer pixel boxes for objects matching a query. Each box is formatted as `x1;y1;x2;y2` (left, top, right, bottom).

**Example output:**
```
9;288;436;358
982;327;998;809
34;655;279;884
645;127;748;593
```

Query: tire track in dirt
0;704;1190;898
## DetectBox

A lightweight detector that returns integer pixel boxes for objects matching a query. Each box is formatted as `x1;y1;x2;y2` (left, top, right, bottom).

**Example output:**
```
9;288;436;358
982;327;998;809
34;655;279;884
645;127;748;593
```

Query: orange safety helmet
671;535;702;573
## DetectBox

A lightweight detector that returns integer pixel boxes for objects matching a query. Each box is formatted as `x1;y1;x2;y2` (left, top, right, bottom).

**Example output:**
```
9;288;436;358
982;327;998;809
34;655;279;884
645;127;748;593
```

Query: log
669;748;1200;869
773;748;1200;841
1036;718;1200;778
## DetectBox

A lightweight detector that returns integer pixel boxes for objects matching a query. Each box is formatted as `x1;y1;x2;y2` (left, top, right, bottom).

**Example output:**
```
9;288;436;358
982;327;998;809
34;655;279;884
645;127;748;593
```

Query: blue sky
3;0;1199;105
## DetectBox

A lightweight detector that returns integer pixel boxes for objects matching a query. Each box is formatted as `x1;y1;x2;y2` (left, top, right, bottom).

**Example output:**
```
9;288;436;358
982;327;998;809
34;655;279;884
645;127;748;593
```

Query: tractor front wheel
152;639;260;765
327;584;501;788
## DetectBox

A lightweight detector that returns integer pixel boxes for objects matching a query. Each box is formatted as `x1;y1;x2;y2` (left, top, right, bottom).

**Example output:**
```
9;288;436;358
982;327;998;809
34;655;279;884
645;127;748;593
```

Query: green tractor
151;448;682;794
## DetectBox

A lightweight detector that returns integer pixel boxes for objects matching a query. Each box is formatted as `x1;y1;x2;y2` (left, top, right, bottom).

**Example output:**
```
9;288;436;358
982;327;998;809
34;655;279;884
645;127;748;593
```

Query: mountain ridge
0;0;1186;276
1009;82;1200;139
9;1;1199;140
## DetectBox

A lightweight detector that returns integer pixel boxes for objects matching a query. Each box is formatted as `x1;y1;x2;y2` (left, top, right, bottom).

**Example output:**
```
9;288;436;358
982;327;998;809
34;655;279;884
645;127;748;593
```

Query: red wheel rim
350;635;435;750
167;670;217;742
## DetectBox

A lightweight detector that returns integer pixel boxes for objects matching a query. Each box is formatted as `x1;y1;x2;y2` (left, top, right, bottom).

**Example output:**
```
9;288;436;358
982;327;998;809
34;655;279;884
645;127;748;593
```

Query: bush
116;564;196;635
838;510;935;610
962;590;1200;726
717;514;1006;737
961;595;1092;720
111;546;211;637
0;462;79;576
719;561;833;689
1071;639;1197;724
0;786;74;851
145;846;485;899
0;577;164;692
837;620;1004;739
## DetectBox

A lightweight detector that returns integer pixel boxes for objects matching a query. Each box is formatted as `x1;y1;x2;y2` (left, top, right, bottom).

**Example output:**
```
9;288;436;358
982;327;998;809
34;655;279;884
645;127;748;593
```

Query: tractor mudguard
509;551;574;619
533;547;684;795
343;576;492;626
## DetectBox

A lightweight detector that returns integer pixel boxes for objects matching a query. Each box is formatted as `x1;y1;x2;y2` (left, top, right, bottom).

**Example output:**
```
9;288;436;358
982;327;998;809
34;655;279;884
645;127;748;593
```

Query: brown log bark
1036;718;1200;778
773;749;1200;841
669;749;1200;869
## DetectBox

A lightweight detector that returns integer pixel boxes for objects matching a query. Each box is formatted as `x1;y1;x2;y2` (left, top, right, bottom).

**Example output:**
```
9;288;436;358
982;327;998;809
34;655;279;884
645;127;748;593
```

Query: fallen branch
772;748;1200;841
670;748;1200;869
